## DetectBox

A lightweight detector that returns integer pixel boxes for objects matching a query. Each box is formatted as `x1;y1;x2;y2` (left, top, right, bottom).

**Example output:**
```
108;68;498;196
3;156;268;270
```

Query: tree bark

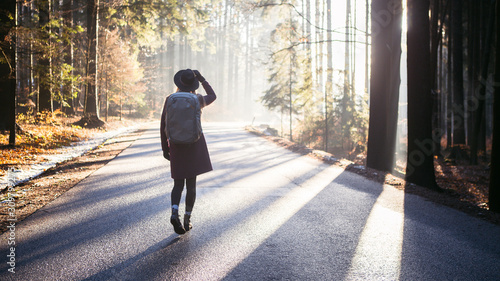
364;0;369;95
366;0;403;172
466;0;477;148
168;38;175;92
244;17;252;117
63;0;75;115
37;0;52;112
488;0;499;212
452;0;466;145
306;0;311;51
470;0;495;165
406;0;440;190
86;0;98;117
78;0;104;128
430;0;446;156
0;1;16;145
325;0;332;151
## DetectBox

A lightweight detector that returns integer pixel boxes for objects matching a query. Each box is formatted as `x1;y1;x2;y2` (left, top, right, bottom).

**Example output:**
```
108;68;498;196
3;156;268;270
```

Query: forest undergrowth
0;113;137;178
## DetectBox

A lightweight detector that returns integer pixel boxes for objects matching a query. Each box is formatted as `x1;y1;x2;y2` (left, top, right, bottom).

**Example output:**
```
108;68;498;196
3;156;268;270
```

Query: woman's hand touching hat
193;70;205;83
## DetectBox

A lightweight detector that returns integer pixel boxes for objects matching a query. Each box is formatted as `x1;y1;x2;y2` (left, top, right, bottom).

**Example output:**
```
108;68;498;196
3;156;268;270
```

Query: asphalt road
1;122;499;280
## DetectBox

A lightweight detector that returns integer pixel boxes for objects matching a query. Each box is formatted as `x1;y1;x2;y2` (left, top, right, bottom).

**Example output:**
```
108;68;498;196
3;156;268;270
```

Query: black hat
174;69;199;92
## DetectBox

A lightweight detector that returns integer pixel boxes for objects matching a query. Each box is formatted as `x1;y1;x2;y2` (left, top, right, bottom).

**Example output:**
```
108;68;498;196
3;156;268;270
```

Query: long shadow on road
400;183;500;280
99;165;385;280
222;170;384;280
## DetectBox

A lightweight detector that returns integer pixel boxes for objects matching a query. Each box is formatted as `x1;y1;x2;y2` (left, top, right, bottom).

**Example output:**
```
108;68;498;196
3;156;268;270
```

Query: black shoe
184;214;192;231
170;215;186;235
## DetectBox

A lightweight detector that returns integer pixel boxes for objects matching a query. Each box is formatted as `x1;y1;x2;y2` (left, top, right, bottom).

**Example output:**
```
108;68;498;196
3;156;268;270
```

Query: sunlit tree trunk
247;25;254;119
315;0;321;88
325;0;332;151
342;0;353;150
232;10;240;110
366;0;402;172
78;0;103;127
244;17;252;117
306;0;311;51
29;0;35;109
351;0;356;99
86;0;98;117
406;0;439;190
178;35;184;70
227;33;234;106
168;38;175;92
364;0;369;96
63;0;75;115
220;1;228;108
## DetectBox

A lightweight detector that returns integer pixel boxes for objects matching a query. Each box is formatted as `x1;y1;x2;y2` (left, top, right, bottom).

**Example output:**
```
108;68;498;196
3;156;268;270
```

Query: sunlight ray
346;185;405;280
177;164;343;280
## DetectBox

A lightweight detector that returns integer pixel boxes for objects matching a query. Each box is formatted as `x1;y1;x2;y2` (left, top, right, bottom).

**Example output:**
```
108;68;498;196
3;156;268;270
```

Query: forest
0;0;499;213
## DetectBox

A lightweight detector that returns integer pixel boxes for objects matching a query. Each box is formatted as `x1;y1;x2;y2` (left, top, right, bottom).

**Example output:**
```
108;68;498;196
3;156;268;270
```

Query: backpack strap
197;94;206;109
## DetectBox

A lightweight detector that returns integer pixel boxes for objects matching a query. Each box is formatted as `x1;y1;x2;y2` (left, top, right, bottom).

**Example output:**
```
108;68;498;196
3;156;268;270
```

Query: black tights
171;177;196;213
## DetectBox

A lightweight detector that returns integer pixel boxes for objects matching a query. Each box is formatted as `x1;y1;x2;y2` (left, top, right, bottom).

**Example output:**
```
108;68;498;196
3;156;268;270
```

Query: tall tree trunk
489;0;500;213
315;0;321;88
467;0;481;146
228;41;234;105
452;0;466;145
430;0;442;90
37;0;52;112
366;0;403;172
466;0;475;147
220;1;228;108
244;17;252;118
406;0;440;190
342;0;352;150
234;47;240;110
63;0;75;115
29;0;35;110
78;0;103;127
351;0;356;99
470;0;495;164
430;0;446;156
446;11;452;148
288;7;293;142
325;0;332;151
168;38;175;92
364;0;369;95
306;0;311;51
0;1;16;145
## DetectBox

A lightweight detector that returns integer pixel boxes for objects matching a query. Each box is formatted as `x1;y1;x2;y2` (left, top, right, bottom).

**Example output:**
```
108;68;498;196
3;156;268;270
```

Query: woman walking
160;69;216;234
